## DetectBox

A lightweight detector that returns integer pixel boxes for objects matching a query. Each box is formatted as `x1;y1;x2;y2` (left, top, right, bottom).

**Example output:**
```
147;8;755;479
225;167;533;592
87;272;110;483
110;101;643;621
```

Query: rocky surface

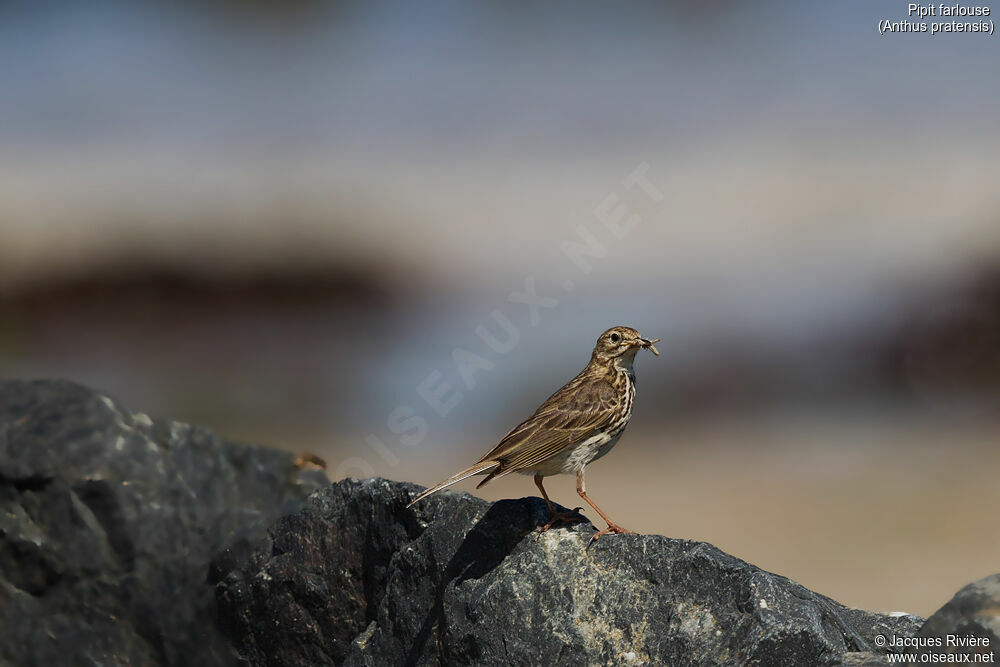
917;574;1000;662
0;380;328;666
216;477;924;666
9;379;988;666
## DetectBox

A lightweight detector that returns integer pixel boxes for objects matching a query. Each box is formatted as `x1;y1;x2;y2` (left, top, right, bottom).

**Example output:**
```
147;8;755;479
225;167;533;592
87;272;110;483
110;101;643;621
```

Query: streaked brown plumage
407;326;659;539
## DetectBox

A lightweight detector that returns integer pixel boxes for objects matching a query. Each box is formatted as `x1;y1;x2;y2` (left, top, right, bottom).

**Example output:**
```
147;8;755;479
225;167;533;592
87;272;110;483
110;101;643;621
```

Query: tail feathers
475;465;510;489
406;460;500;508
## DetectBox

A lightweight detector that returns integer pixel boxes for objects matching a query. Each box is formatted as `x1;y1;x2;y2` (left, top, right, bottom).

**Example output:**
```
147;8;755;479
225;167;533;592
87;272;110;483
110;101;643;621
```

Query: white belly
523;430;624;477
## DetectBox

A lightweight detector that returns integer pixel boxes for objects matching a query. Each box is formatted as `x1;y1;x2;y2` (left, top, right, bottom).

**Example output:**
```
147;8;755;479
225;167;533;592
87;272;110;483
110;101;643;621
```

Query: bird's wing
475;374;619;477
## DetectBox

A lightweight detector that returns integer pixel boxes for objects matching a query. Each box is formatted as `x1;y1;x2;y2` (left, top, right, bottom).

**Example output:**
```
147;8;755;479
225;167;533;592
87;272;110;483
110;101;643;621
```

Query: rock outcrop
215;477;924;666
9;379;991;666
917;574;1000;663
0;380;328;666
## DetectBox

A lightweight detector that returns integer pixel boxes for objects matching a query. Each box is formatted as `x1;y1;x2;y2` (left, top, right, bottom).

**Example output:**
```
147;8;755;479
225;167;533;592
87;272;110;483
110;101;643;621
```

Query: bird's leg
534;474;584;531
576;469;635;540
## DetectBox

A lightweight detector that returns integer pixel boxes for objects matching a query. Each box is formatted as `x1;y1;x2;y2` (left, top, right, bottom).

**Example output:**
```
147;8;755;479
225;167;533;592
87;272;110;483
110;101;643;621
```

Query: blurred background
2;1;998;618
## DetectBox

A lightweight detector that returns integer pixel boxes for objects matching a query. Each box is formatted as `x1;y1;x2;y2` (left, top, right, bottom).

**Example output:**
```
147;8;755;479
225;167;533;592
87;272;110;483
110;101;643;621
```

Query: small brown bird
408;326;659;539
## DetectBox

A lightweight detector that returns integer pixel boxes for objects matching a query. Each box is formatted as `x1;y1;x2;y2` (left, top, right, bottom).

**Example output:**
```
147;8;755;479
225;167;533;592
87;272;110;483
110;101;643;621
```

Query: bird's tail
406;460;500;508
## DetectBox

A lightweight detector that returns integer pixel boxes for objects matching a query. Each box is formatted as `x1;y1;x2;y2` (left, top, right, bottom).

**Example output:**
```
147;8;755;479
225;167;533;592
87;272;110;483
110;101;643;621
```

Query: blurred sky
2;1;999;291
1;1;999;616
3;0;999;412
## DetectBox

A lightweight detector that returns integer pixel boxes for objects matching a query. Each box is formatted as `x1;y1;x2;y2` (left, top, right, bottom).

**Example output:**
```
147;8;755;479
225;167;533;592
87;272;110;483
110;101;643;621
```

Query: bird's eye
609;333;620;343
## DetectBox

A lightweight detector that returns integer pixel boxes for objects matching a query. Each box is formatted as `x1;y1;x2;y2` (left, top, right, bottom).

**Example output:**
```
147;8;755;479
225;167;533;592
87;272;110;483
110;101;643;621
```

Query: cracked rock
215;478;923;666
0;380;327;666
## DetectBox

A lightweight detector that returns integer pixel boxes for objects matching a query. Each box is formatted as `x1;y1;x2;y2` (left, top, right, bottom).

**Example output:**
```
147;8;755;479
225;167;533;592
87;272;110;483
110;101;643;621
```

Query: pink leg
576;469;635;540
535;474;584;531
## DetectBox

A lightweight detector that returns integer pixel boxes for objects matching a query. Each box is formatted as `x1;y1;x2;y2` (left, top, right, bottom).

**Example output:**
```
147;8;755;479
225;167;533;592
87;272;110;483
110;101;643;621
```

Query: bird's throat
613;348;639;373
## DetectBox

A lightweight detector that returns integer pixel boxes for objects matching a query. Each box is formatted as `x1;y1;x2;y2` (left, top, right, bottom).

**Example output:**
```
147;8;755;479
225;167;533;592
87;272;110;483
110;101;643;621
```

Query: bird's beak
639;338;660;356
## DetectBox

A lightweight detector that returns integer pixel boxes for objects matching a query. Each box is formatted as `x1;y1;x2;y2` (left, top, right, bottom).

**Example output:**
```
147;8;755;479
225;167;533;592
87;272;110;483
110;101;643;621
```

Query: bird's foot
540;507;586;532
589;522;636;542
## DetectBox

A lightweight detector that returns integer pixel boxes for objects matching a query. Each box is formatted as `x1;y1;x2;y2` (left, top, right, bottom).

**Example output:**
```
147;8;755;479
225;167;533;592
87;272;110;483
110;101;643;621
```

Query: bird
407;326;659;540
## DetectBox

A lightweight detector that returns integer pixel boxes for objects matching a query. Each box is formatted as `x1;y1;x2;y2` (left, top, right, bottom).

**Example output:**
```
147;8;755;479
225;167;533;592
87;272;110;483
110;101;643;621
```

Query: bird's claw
587;522;636;546
540;507;586;532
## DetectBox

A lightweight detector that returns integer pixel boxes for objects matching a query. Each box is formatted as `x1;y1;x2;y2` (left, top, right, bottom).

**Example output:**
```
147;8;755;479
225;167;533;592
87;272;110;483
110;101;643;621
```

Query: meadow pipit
408;326;659;540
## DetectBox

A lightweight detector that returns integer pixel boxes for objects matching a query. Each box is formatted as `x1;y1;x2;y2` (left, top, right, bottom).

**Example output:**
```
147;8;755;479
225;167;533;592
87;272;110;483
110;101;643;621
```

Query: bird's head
591;326;660;364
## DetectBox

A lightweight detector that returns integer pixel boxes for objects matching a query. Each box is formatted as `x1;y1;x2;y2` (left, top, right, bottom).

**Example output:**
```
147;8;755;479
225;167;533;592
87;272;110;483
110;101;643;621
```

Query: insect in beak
640;338;660;356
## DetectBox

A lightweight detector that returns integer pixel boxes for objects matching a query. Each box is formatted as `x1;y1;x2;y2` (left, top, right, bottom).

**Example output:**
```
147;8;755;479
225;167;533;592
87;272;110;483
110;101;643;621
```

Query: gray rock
0;379;328;666
916;574;1000;662
216;478;923;666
